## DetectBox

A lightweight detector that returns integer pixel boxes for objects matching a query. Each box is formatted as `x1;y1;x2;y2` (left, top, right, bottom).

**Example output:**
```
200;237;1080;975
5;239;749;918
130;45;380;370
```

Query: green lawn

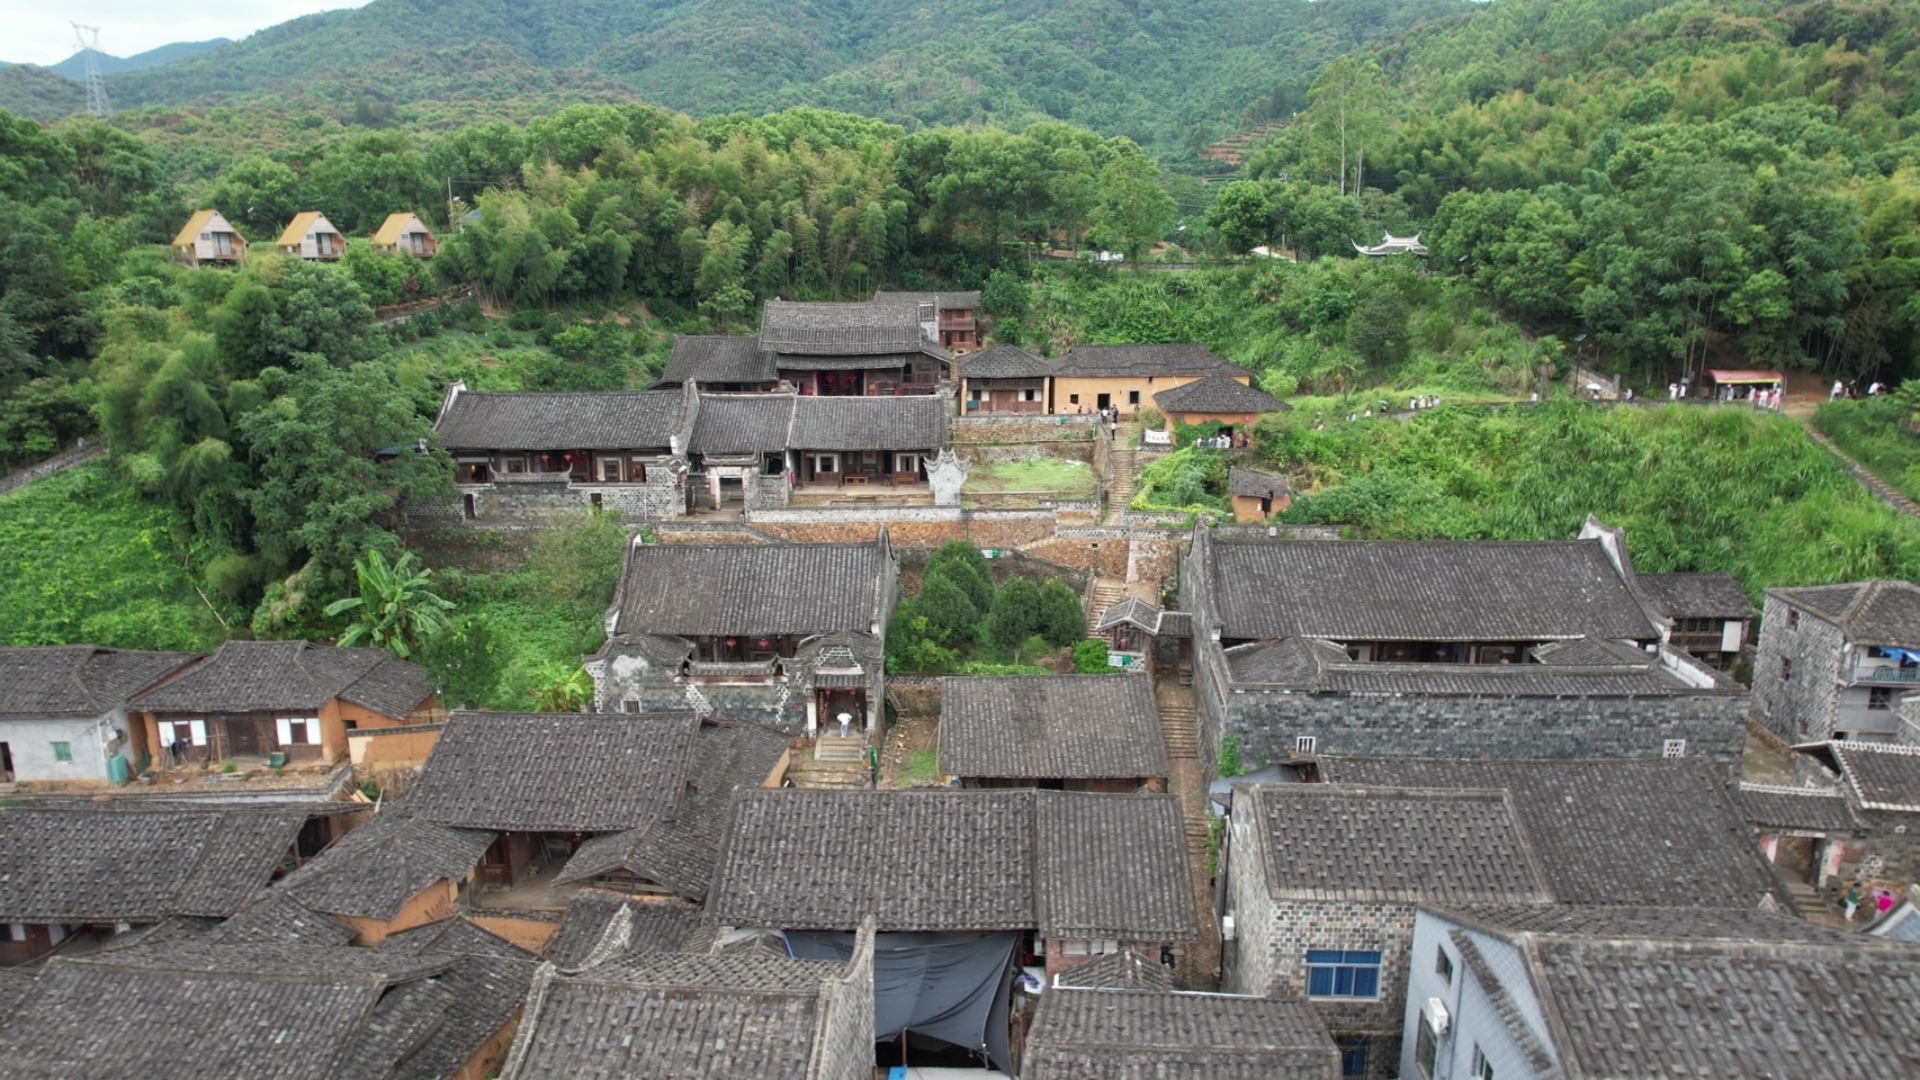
0;463;228;650
962;457;1096;497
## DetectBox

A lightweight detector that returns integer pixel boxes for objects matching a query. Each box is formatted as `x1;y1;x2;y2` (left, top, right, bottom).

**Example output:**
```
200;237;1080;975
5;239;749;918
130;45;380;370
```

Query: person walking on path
1877;887;1896;918
1845;884;1862;921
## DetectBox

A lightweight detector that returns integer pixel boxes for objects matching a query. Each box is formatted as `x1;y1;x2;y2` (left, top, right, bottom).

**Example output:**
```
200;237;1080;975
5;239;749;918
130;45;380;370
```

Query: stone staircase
1802;421;1920;517
788;744;870;790
1086;579;1130;639
813;734;868;763
1782;877;1847;928
1154;681;1203;761
1104;445;1138;525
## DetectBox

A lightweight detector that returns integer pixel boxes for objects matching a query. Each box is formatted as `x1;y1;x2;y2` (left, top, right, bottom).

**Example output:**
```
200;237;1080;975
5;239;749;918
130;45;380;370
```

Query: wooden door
226;716;271;756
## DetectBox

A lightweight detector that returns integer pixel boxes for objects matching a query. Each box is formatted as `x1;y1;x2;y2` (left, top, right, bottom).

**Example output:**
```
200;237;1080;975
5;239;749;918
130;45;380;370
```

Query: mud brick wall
747;508;1058;550
951;416;1101;445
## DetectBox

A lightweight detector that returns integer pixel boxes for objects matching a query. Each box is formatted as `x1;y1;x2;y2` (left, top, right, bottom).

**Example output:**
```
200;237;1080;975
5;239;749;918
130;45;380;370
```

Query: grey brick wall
1212;686;1749;767
1224;809;1412;1080
1752;594;1846;742
457;474;689;524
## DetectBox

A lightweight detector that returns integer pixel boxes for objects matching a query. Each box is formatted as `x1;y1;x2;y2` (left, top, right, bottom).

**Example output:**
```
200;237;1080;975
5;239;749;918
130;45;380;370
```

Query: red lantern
725;637;738;647
757;638;771;648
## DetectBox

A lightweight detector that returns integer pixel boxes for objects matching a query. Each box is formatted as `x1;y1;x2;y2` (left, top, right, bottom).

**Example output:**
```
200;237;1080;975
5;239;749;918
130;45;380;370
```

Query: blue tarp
785;930;1018;1074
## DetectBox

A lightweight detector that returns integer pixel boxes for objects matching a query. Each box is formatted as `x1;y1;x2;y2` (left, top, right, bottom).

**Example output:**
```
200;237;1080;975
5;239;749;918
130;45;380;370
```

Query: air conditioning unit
1424;997;1451;1037
1220;913;1236;941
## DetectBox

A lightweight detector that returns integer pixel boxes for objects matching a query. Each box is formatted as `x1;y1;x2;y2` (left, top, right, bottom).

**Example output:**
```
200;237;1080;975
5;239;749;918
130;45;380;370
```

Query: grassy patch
963;457;1095;496
1813;397;1920;505
899;749;940;787
1267;400;1920;596
0;463;228;650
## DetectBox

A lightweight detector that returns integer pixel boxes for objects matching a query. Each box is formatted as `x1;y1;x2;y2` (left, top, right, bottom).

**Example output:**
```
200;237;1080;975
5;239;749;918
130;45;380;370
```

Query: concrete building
0;646;193;784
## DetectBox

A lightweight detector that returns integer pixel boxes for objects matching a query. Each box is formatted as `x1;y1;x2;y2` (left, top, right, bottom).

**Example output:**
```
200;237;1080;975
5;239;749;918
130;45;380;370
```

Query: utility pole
72;23;111;117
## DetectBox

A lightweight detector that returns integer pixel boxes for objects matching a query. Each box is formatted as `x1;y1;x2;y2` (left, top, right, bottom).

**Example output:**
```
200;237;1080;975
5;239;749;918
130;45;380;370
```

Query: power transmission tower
71;23;111;117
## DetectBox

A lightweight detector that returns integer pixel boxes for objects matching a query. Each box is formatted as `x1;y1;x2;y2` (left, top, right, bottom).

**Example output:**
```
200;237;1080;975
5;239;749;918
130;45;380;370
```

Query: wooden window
599;457;623;483
51;742;72;763
1435;948;1453;983
1781;658;1792;682
1870;687;1894;710
1787;608;1800;630
1128;389;1141;406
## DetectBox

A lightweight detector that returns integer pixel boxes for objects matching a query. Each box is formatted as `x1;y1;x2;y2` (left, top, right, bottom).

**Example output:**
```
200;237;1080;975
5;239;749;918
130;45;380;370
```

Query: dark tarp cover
785;930;1017;1073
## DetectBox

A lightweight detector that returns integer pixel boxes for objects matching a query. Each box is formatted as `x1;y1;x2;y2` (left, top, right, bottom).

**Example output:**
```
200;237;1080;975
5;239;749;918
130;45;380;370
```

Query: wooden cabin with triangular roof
171;209;247;265
371;212;438;257
276;211;345;260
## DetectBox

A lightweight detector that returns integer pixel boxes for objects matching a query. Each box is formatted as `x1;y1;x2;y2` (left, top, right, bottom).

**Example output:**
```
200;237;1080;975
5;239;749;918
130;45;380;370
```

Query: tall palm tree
323;548;454;659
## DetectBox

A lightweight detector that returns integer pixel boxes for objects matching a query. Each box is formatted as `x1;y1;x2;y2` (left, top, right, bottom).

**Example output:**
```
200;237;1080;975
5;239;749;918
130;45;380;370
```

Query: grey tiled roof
502;951;851;1080
776;350;945;371
209;890;357;946
1220;636;1714;697
1769;579;1920;645
959;343;1051;379
1227;466;1289;500
390;952;539;1080
1736;782;1859;831
1830;741;1920;811
1152;375;1287;415
1094;597;1163;634
552;719;791;899
1435;903;1867;945
1052;344;1245;377
872;289;979;310
404;712;706;833
273;807;495;920
434;389;684;450
128;639;434;720
688;392;796;454
1202;536;1661;642
1050;948;1174;991
789;394;948;449
1024;989;1341;1080
542;890;706;971
1243;785;1550;903
938;675;1168;780
0;944;453;1080
707;789;1198;939
1638;572;1755;620
611;539;890;637
378;915;534;960
0;646;194;719
761;299;926;355
661;335;777;384
0;806;307;921
1502;922;1920;1079
1321;759;1786;907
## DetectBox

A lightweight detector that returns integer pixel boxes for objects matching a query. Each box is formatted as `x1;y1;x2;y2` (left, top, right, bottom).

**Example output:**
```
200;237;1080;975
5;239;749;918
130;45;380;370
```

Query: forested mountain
12;0;1468;153
33;40;233;80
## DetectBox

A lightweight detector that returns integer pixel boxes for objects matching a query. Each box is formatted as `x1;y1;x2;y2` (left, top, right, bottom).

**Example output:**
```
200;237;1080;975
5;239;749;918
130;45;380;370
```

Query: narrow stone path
1086;578;1129;638
1103;436;1138;525
0;441;106;498
1155;673;1219;990
1800;420;1920;517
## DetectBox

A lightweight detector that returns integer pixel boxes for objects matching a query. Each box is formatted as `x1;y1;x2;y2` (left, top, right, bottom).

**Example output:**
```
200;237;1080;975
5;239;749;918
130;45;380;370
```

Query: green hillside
73;0;1469;153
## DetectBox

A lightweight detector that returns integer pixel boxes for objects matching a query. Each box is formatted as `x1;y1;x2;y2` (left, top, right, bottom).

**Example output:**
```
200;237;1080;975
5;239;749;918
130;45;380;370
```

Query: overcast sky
4;1;373;66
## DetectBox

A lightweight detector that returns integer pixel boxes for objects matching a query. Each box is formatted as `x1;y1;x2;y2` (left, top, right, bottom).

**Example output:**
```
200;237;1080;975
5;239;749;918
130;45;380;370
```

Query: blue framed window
1335;1036;1369;1077
1307;949;1382;998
